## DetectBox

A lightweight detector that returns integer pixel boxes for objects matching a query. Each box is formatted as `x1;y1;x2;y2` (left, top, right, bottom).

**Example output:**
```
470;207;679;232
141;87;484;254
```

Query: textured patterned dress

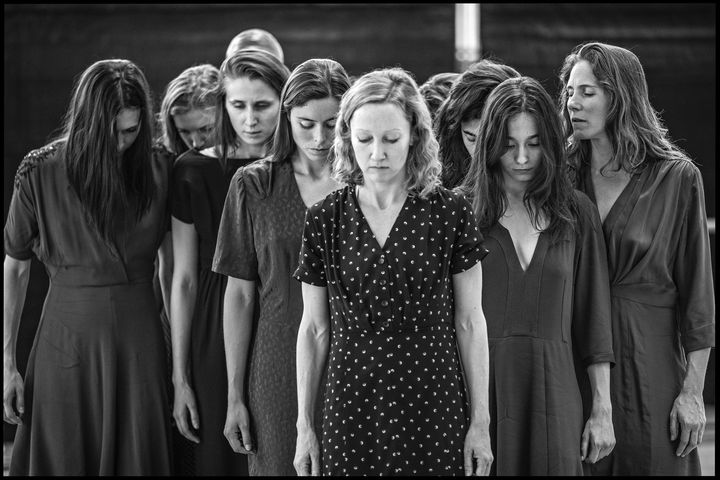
293;186;487;475
170;149;255;475
5;142;173;475
212;159;320;476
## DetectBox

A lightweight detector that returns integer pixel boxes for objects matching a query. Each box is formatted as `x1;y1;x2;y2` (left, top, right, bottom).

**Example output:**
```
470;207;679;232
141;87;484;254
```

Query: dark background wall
3;3;715;441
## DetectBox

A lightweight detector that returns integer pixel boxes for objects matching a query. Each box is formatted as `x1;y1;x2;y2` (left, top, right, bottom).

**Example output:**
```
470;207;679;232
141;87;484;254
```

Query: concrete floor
3;405;716;475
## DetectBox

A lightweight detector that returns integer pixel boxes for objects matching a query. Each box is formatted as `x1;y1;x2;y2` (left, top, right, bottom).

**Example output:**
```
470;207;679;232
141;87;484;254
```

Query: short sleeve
4;157;40;260
450;193;488;274
292;207;327;286
572;192;615;367
211;167;259;280
673;164;715;351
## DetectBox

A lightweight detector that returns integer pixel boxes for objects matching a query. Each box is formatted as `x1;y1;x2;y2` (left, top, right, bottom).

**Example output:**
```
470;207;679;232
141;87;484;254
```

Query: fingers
680;428;699;457
580;429;589;461
3;386;23;425
698;423;705;446
675;423;691;456
239;423;255;454
474;452;492;476
189;403;200;431
294;454;311;476
223;423;247;454
669;407;678;441
463;447;473;476
311;449;320;476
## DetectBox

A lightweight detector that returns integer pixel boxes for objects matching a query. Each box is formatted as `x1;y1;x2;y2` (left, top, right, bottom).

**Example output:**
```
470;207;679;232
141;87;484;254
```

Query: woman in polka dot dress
293;67;493;476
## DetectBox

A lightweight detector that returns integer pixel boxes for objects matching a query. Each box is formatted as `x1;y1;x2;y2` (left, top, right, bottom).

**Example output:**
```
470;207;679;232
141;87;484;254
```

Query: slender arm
3;256;31;424
670;347;711;457
581;362;615;463
157;229;174;319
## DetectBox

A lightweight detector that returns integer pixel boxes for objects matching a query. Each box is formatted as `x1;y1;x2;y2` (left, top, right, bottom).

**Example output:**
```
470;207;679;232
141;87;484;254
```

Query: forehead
350;102;410;131
506;112;538;137
290;97;340;120
460;117;482;131
173;107;216;128
567;60;599;86
225;76;278;100
116;108;141;129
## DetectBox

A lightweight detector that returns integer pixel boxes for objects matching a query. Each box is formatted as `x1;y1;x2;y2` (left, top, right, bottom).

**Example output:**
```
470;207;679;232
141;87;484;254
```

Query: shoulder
236;158;280;199
572;189;602;233
662;157;701;185
14;141;63;190
307;185;349;220
425;185;473;212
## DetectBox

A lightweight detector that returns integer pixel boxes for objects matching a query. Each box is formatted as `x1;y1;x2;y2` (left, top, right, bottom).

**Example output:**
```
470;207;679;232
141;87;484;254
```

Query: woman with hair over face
459;76;615;475
169;50;289;475
3;59;173;475
559;41;715;476
434;59;520;189
212;58;350;475
292;67;493;476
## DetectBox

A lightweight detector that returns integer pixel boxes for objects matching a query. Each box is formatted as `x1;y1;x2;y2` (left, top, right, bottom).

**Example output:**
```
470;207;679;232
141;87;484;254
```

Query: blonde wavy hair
332;67;442;199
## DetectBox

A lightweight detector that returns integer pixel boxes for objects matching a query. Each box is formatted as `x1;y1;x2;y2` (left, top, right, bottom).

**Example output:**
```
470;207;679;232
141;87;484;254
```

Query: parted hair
57;58;155;250
419;72;460;121
435;59;521;188
215;49;290;166
332;67;442;199
270;58;351;164
159;64;221;155
459;76;577;241
558;41;691;178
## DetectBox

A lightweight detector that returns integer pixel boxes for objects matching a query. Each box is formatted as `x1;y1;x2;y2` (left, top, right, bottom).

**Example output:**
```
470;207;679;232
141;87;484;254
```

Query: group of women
3;38;714;477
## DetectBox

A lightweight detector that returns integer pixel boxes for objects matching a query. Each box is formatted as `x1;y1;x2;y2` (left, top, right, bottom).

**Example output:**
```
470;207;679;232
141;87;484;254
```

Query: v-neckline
584;166;640;232
287;162;316;211
497;222;544;274
351;186;410;251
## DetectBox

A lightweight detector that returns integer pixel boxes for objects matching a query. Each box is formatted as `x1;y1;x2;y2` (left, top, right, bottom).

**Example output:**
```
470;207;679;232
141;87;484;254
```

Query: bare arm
169;217;200;443
453;261;493;476
157;229;174;319
670;347;711;457
3;256;31;424
222;275;256;455
581;362;615;463
293;282;331;476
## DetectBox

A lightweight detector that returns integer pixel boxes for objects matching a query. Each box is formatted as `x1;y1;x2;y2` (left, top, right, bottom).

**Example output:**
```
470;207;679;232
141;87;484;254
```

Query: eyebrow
297;116;337;122
354;128;402;134
506;134;540;141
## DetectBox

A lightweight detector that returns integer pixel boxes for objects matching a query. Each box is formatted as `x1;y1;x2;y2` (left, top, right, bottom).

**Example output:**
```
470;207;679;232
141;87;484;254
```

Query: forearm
296;318;330;430
586;362;612;414
4;258;31;369
169;275;196;386
681;347;711;395
455;313;490;426
223;285;255;403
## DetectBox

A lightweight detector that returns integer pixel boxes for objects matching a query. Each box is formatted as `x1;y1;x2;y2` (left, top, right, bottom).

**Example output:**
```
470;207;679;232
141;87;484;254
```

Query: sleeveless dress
170;150;255;475
4;142;173;475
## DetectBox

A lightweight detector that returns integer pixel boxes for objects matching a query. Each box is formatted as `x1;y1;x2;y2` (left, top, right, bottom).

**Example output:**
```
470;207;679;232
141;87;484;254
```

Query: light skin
223;95;343;457
498;111;615;463
567;59;710;459
173;107;216;151
222;76;279;158
294;100;493;476
115;107;141;154
460;117;482;157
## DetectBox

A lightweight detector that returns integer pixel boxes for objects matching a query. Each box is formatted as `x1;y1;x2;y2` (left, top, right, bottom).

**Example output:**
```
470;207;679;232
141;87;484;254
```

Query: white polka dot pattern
293;186;487;475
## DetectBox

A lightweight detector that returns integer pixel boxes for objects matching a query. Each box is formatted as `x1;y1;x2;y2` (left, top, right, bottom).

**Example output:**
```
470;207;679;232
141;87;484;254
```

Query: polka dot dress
293;185;487;476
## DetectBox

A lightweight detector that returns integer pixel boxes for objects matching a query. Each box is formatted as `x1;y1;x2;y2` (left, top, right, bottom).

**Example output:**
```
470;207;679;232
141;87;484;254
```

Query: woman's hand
172;381;200;443
463;422;493;476
581;404;615;463
3;366;24;424
223;399;255;454
293;426;321;476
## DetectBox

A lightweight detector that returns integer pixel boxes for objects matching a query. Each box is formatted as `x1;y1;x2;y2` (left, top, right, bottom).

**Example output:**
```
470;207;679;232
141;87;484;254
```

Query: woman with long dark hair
212;58;350;475
459;76;615;475
559;41;714;476
4;59;173;475
169;49;289;475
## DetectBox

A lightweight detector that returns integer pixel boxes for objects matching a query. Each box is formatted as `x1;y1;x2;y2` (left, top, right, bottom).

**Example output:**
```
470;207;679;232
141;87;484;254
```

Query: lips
571;118;586;123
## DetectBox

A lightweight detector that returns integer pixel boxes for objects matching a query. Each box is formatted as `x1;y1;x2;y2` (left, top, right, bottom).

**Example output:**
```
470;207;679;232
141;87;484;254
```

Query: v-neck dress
212;159;318;476
577;158;715;476
171;149;256;475
480;190;615;475
4;142;173;475
293;185;487;476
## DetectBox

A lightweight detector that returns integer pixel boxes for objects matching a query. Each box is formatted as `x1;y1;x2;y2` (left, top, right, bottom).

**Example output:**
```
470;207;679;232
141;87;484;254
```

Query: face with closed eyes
460;117;482;156
115;108;141;154
290;97;340;164
565;59;610;142
172;107;216;151
224;76;280;146
349;102;412;187
499;112;541;192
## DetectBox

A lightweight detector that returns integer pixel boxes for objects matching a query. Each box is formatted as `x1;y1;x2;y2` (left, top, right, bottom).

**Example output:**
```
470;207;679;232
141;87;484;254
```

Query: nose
117;136;126;153
515;146;529;165
370;141;385;161
244;108;258;127
190;133;204;149
314;126;329;146
567;90;580;112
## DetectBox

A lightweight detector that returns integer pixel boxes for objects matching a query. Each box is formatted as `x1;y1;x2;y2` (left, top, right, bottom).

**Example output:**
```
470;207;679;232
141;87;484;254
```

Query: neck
358;179;407;210
292;151;329;180
589;137;616;171
231;142;266;159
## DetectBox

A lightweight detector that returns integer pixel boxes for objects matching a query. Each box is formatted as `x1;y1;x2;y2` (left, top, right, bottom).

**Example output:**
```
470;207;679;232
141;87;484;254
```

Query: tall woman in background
4;59;173;475
460;76;615;475
434;59;520;189
212;58;350;475
170;50;289;475
559;41;715;476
